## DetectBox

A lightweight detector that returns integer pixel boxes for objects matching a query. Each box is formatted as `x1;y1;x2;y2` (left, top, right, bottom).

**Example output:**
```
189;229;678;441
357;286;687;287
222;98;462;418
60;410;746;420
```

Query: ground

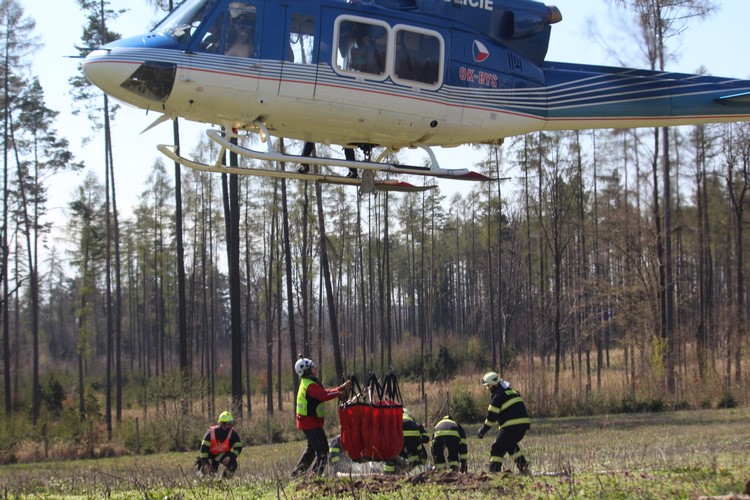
295;470;507;496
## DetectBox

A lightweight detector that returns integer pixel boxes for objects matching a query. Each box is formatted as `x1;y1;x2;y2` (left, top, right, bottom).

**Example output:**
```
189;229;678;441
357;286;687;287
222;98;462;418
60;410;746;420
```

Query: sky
18;0;750;239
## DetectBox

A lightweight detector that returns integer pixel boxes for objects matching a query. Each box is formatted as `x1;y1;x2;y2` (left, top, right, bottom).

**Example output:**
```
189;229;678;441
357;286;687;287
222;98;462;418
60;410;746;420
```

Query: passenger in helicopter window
199;15;224;53
342;22;385;75
395;30;418;81
225;4;255;58
419;35;440;85
395;30;440;85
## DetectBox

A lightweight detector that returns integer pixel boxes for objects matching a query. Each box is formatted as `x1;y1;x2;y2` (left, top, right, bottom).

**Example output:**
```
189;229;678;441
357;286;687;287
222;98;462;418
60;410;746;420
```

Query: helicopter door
192;1;260;107
278;11;319;100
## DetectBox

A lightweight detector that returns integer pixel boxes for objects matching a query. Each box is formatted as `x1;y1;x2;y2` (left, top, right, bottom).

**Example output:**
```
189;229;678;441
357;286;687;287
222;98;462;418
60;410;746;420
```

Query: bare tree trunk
223;141;243;416
103;95;113;438
356;197;368;375
316;181;344;380
726;126;749;387
265;180;278;415
279;141;299;390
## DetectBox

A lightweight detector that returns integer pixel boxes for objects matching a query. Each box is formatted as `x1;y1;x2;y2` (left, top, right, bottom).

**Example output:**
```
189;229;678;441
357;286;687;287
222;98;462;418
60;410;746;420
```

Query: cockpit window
225;3;256;57
153;0;214;45
195;2;257;57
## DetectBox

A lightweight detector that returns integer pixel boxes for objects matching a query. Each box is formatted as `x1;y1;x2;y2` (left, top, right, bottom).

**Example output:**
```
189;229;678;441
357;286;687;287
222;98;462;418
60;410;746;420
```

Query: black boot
515;455;530;475
344;148;358;178
298;142;315;174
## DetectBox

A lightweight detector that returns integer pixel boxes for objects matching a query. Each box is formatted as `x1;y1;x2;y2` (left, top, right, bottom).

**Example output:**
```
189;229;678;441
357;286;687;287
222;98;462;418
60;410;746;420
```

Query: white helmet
482;371;500;387
482;372;510;389
295;357;315;376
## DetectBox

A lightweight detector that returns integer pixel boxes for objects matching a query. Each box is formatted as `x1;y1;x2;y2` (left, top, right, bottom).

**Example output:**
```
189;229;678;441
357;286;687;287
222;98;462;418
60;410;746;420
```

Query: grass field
0;407;748;499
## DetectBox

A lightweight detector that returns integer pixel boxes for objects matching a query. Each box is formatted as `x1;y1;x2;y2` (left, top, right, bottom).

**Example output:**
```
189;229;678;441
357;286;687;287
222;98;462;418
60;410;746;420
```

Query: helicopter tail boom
541;61;750;131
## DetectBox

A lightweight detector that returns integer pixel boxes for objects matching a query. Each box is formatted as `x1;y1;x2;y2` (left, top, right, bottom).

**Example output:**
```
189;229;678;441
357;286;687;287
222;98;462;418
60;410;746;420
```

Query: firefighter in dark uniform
198;411;243;478
476;372;531;474
431;415;467;473
328;434;351;473
401;408;430;468
384;408;431;473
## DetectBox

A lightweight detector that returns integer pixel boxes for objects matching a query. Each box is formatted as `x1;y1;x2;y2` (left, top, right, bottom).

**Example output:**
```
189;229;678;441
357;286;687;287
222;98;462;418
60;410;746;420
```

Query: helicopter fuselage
82;0;750;152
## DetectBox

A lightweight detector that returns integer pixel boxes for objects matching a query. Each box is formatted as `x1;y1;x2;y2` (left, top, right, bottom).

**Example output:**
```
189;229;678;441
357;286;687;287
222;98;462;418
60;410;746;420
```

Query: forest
0;0;748;461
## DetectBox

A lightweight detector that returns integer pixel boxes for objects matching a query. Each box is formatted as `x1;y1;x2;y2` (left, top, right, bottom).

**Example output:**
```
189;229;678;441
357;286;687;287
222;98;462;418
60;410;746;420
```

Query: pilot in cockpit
199;15;223;53
226;3;254;58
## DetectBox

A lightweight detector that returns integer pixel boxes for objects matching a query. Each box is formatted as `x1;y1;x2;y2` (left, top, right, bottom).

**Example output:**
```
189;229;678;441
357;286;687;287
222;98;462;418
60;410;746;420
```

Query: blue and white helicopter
82;0;750;191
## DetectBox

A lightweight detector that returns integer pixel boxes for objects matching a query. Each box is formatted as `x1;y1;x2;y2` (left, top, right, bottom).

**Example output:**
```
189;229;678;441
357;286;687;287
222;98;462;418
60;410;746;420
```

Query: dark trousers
205;454;238;478
432;435;461;471
291;427;329;477
489;424;529;472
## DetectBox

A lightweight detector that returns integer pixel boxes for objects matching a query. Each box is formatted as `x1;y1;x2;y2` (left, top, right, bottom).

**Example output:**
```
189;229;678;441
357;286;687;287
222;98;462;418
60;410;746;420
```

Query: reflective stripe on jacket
482;384;531;430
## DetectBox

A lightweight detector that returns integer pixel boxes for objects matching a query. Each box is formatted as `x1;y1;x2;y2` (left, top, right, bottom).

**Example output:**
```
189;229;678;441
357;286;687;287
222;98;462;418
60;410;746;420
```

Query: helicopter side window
336;20;387;76
288;14;315;64
198;13;225;53
394;28;442;86
225;2;256;58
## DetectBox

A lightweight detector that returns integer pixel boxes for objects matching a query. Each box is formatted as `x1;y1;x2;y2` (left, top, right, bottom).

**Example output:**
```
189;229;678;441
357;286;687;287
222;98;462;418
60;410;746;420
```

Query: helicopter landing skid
206;127;492;182
157;144;433;193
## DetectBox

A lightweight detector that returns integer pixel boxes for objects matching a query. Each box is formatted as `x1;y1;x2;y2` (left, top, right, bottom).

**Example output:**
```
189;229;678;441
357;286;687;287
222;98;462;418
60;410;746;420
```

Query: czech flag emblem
473;40;490;63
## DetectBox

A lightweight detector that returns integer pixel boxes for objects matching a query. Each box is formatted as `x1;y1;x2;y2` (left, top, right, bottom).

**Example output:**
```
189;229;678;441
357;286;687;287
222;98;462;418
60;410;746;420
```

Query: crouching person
328;434;351;474
401;408;430;469
432;415;467;473
198;411;243;478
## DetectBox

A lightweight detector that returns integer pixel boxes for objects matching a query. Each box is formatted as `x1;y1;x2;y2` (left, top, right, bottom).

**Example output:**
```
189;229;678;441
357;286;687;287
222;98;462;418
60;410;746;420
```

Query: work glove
477;427;486;439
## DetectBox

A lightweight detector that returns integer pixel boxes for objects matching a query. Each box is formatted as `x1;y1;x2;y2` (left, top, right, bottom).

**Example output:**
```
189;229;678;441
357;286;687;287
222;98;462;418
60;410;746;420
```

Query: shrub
41;377;65;417
451;391;482;424
645;398;665;413
672;400;690;411
466;337;487;370
716;392;737;409
616;396;665;414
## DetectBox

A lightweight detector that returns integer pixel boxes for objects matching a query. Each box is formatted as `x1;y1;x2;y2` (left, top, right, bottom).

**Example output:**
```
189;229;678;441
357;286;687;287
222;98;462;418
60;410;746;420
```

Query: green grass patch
0;407;747;498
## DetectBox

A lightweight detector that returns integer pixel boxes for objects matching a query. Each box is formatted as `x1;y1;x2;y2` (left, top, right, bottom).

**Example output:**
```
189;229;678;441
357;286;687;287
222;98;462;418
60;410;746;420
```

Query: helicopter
82;0;750;192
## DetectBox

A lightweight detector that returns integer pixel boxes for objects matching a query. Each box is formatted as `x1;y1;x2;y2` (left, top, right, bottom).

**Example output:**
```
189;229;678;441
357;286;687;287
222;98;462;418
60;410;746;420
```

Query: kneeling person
199;411;243;478
401;408;430;469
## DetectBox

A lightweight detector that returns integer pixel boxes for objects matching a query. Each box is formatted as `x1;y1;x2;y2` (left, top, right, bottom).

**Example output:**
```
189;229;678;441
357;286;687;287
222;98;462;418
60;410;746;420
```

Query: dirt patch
295;470;507;496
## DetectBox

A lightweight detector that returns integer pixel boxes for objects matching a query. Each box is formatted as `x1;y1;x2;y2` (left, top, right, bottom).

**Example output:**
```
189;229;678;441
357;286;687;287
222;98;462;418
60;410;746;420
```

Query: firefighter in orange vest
198;411;243;478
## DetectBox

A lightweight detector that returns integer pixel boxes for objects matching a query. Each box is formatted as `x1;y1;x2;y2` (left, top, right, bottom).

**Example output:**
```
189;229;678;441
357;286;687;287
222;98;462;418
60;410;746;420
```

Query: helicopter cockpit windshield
153;0;216;46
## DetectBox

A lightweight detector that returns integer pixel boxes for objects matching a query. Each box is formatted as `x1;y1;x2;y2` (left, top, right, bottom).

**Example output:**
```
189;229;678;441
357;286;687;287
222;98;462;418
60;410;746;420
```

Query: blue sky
20;0;748;233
